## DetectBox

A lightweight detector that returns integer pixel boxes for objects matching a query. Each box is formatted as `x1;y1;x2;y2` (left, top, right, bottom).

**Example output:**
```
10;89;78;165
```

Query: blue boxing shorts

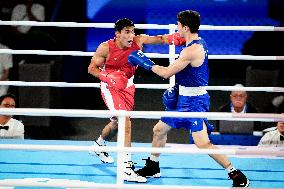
161;93;214;134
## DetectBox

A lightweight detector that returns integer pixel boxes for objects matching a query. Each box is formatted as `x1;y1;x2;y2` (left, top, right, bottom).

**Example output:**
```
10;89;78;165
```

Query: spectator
0;41;13;96
11;0;45;35
0;0;18;21
217;84;260;131
264;95;284;114
258;113;284;147
0;93;24;139
0;0;18;38
10;0;56;63
219;84;258;113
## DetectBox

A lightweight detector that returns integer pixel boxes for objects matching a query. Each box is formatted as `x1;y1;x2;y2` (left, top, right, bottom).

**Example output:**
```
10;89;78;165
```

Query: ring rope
1;81;284;92
0;108;283;122
0;144;283;156
1;49;284;60
0;20;284;31
0;179;237;189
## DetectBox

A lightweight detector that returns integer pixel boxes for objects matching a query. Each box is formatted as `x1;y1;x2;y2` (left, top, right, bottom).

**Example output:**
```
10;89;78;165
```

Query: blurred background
0;0;283;144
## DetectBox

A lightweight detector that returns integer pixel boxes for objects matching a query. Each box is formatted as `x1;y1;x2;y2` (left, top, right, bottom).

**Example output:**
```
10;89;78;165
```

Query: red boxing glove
99;70;128;90
167;32;186;46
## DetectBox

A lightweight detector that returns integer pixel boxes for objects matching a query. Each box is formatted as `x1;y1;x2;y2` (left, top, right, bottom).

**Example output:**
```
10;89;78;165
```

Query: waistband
101;75;134;89
126;75;134;88
179;85;207;96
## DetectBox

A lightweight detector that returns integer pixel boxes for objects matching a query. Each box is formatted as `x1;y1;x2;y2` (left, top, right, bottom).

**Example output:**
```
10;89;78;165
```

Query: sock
226;163;237;173
96;135;105;146
150;155;159;162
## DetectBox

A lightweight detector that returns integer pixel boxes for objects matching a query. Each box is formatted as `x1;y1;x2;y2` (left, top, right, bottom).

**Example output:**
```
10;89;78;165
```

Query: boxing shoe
228;169;250;187
123;161;147;183
89;141;114;164
136;157;161;178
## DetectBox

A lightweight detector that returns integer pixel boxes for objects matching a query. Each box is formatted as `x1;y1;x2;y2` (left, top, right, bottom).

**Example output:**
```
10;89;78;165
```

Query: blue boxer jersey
161;38;214;133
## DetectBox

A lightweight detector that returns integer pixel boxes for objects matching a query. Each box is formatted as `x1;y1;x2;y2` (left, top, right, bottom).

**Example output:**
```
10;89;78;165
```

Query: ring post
116;112;126;186
169;24;176;86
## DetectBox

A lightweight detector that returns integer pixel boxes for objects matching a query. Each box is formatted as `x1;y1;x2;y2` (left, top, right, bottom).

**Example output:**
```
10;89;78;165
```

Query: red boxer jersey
101;39;141;111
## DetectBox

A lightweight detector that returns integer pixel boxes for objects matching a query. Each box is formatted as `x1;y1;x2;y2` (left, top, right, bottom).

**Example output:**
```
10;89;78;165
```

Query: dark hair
0;93;17;105
114;18;134;32
177;10;200;33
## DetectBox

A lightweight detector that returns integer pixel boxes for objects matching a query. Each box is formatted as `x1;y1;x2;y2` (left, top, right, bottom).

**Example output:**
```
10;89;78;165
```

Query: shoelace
124;161;136;169
142;158;149;161
102;152;109;157
95;141;108;156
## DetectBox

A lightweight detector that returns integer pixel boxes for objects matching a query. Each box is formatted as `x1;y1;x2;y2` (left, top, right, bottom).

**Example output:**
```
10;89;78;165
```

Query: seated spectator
258;113;284;147
10;0;56;63
0;41;13;96
0;93;24;139
11;0;45;35
264;95;284;114
217;84;260;132
219;84;258;113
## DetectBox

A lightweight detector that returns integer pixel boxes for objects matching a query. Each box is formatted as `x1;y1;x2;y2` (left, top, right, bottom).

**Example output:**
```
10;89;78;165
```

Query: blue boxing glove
128;50;155;71
162;85;178;110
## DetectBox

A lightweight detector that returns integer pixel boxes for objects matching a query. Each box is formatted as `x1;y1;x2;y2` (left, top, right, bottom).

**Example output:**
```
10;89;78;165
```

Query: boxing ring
1;20;284;188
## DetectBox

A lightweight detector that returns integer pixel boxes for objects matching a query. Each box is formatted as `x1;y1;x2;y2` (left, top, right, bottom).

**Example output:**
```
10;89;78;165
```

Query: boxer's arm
152;45;198;78
128;48;191;75
88;42;109;78
128;45;202;78
134;34;168;47
134;32;185;47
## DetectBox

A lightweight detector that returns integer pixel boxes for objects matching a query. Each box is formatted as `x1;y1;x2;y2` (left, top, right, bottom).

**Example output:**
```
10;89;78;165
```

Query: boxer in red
88;18;185;182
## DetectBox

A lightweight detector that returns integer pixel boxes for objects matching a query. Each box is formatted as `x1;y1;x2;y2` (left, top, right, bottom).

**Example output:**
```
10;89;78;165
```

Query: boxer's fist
162;85;178;110
128;50;155;71
167;32;186;46
99;70;127;90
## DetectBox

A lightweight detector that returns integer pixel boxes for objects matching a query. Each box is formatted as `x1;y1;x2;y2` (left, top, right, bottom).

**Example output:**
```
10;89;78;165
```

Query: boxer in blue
128;10;249;187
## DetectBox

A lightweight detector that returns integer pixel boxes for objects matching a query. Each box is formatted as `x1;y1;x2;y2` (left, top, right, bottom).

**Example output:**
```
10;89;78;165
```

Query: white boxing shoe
89;141;114;164
123;161;147;183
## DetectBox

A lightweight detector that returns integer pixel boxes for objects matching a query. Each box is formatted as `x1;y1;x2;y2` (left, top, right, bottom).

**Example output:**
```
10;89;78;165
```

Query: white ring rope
1;81;284;92
1;21;284;31
1;49;284;60
1;22;283;92
0;143;283;156
0;179;235;189
0;108;283;122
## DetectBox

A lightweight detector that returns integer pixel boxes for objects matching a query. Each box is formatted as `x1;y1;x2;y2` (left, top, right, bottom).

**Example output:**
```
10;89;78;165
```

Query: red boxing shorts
101;82;135;111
